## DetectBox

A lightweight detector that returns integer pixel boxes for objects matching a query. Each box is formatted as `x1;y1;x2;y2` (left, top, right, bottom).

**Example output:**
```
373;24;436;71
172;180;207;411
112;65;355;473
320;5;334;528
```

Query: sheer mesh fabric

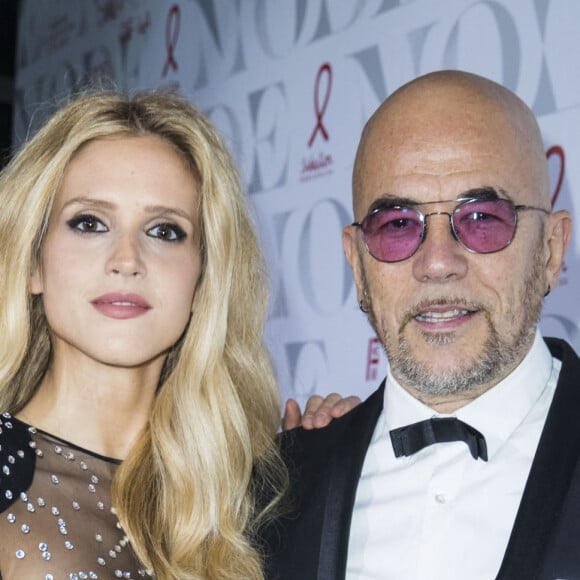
0;414;149;579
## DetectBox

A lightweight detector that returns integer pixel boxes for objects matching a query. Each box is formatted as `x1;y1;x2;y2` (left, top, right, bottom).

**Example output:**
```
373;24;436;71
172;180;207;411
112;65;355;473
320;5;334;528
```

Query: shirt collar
382;330;555;459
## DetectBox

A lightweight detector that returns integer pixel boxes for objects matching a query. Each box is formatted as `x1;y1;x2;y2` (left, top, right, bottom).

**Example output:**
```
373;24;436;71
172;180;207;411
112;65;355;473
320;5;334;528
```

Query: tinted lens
361;206;424;262
452;199;516;253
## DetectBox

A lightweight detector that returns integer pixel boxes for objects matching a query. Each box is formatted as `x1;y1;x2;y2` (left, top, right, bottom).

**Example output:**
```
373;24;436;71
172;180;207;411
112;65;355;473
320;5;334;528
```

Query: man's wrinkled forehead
352;72;549;215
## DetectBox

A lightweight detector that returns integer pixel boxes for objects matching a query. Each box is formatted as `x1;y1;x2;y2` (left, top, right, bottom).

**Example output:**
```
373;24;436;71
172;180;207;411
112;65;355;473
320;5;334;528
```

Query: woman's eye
66;214;108;233
147;223;187;242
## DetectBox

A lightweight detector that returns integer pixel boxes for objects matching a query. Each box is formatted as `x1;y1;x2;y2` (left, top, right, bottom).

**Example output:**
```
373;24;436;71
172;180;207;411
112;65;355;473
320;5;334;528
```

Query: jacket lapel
317;382;385;580
497;338;580;578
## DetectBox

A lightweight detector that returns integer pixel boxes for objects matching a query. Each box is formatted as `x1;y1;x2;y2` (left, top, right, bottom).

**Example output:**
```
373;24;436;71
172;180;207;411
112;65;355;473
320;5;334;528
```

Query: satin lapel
316;381;385;580
497;338;580;579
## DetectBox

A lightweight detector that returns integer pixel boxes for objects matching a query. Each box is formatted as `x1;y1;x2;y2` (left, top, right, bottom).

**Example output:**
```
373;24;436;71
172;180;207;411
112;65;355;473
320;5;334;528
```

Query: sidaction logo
301;62;334;182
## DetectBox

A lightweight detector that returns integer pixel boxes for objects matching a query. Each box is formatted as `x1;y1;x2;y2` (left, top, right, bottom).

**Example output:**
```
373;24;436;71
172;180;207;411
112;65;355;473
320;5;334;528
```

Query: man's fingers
330;395;362;417
282;398;302;431
301;395;325;429
283;394;363;430
303;393;357;429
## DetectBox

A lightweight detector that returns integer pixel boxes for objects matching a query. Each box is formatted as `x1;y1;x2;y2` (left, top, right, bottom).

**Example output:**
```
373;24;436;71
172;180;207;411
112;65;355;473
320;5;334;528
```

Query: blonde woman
0;91;357;579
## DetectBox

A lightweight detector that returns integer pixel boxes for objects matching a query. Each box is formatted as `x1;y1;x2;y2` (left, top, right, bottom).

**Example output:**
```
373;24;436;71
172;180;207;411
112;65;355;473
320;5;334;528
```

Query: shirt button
434;493;447;504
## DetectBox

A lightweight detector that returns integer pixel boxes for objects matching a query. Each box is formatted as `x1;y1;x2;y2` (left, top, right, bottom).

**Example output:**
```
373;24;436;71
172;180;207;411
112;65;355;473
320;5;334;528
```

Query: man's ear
545;210;572;291
343;225;366;307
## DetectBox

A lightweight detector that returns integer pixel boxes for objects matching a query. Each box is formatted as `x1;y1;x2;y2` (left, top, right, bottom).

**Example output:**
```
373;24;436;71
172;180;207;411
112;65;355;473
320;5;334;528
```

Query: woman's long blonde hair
0;90;286;579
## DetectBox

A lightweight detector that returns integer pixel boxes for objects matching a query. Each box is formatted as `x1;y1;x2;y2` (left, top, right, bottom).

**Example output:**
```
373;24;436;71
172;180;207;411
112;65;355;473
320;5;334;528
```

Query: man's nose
411;213;468;283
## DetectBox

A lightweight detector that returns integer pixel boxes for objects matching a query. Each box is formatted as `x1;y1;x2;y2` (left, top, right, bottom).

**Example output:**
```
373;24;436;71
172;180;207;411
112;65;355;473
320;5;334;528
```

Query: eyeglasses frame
351;196;551;263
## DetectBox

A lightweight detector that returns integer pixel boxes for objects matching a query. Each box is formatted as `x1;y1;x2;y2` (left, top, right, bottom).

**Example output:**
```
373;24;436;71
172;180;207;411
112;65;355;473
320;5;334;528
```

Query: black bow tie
390;417;488;461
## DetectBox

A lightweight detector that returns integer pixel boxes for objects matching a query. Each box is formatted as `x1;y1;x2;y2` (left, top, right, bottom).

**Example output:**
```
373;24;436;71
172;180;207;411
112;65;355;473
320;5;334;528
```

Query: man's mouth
415;308;474;323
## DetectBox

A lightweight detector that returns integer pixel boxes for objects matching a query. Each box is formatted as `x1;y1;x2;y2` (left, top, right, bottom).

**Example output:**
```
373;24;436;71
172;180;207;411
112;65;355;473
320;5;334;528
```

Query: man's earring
359;300;368;313
544;285;551;298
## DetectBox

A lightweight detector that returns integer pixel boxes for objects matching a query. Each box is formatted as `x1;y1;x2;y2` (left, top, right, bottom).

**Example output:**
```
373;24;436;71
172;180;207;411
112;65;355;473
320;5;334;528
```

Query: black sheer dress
0;413;150;579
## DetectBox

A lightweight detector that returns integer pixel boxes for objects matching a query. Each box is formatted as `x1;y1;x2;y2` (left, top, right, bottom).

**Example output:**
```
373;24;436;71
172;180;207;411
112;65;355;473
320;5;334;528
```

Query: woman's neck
18;355;162;460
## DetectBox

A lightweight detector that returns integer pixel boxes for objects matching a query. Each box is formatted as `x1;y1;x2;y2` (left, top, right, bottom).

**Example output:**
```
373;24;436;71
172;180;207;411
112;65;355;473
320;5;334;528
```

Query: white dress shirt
346;331;561;580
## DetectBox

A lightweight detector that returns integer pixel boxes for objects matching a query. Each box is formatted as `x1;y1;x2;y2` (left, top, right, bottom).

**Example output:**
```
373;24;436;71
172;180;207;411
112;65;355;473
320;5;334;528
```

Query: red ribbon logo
366;337;382;382
162;4;180;78
308;62;332;147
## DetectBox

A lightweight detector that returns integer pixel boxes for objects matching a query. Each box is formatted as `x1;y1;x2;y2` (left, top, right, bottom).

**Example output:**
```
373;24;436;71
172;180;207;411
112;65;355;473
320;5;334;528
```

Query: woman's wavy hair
0;90;286;579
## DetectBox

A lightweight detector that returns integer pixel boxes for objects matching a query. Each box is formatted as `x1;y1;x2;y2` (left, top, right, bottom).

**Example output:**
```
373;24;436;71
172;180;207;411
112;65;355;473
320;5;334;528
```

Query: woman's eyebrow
142;204;195;223
61;196;116;211
60;197;195;224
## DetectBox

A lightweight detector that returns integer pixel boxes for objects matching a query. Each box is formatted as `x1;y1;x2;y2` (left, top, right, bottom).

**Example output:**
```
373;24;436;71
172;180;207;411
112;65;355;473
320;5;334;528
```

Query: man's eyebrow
366;187;509;213
459;187;505;201
366;194;418;213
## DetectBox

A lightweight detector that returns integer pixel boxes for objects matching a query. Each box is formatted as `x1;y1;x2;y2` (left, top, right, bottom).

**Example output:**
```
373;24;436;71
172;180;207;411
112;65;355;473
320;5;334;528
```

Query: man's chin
402;324;484;358
391;334;495;396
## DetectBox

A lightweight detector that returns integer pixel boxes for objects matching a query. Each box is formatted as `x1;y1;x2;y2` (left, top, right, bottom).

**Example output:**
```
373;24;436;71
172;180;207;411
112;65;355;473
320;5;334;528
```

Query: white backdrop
14;0;580;406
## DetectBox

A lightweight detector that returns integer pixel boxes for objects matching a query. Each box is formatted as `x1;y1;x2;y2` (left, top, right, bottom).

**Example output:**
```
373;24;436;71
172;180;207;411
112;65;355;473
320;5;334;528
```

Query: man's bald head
352;70;549;217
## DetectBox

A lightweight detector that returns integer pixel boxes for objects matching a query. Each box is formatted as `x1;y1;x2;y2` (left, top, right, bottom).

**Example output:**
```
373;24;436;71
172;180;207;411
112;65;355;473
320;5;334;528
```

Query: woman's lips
91;293;151;319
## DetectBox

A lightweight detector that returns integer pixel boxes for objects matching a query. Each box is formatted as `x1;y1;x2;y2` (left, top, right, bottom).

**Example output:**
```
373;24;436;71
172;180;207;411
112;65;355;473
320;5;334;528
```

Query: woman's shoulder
0;413;36;513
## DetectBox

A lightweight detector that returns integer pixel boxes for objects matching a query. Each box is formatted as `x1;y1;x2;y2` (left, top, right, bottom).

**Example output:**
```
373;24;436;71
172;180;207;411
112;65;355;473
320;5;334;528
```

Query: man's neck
402;383;493;414
395;336;539;414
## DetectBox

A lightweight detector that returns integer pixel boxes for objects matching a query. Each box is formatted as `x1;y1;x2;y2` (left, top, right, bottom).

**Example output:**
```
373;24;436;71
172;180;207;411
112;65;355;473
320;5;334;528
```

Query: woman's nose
106;234;146;277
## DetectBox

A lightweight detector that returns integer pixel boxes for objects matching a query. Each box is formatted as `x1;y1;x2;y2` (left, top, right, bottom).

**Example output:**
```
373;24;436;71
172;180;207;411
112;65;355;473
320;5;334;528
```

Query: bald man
262;71;580;580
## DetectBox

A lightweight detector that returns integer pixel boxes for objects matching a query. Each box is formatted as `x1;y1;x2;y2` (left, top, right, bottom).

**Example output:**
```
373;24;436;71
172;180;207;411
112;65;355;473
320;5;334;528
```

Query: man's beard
362;238;546;398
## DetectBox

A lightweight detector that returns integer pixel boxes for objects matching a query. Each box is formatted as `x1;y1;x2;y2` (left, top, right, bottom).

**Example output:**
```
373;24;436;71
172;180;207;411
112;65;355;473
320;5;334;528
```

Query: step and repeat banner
13;0;580;406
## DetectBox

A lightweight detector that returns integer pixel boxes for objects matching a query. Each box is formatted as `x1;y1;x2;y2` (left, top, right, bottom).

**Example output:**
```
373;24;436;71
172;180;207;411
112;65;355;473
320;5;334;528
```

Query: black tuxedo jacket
262;338;580;580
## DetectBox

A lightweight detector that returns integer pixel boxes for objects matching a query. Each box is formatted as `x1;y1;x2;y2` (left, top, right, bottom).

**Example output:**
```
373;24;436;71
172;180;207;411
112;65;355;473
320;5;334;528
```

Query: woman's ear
29;262;44;295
